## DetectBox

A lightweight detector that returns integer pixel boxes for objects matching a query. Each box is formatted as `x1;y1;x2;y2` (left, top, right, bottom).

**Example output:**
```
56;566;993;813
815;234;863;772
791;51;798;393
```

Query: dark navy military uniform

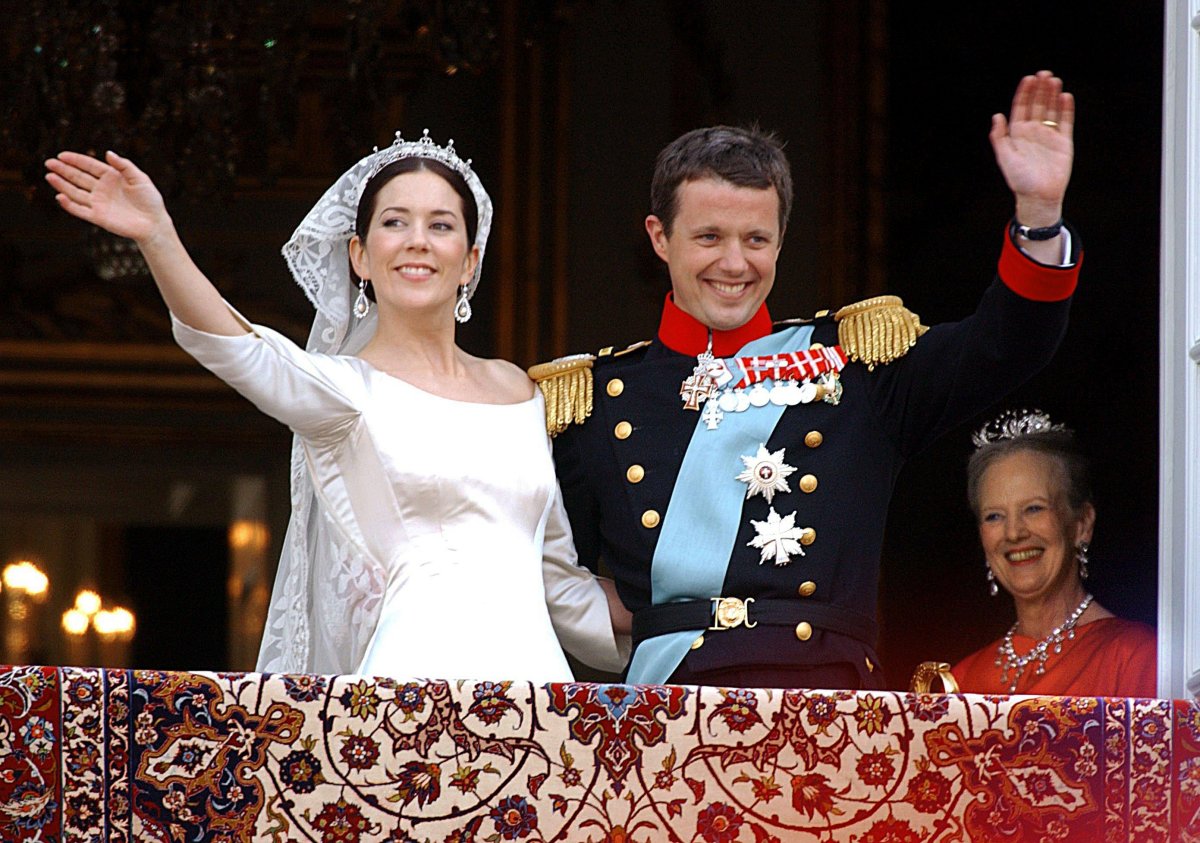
549;228;1080;689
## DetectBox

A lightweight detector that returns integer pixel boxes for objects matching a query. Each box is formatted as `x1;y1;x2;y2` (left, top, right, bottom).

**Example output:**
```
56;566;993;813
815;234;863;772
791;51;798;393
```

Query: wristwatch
1012;218;1064;241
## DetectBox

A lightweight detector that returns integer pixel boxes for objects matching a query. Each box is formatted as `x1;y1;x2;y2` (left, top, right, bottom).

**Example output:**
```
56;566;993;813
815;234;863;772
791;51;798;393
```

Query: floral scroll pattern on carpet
0;666;1194;841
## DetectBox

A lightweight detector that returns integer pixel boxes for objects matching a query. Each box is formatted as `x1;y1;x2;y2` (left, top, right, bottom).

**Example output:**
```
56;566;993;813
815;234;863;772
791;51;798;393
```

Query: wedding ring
1041;120;1059;128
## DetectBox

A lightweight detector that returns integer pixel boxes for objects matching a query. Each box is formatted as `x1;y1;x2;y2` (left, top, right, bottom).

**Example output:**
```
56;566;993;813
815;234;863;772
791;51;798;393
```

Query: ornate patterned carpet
2;666;1197;841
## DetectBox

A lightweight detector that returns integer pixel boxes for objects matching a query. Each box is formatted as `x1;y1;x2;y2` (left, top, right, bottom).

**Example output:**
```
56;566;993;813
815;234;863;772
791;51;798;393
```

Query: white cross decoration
701;400;724;430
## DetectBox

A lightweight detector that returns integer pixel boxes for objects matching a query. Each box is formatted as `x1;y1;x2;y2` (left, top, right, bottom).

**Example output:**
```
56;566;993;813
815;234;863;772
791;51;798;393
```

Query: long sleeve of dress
171;306;361;444
541;485;632;673
172;305;379;675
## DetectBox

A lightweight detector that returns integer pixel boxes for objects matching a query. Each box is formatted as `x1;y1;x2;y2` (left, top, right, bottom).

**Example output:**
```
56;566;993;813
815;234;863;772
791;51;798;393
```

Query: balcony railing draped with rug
1;665;1195;841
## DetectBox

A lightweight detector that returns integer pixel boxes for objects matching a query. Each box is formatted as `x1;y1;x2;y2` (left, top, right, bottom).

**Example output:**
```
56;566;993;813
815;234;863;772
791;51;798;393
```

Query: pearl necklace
995;593;1094;693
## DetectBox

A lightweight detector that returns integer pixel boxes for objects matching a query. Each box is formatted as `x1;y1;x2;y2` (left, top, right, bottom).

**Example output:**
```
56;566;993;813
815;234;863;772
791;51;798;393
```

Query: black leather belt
632;597;879;649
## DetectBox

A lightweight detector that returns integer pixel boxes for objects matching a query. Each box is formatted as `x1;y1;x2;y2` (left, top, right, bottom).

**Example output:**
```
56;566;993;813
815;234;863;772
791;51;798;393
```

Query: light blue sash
626;325;814;684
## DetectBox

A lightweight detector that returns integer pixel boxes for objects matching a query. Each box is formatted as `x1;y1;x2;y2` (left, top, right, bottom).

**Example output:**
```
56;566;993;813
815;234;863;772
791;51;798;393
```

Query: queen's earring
1076;541;1090;580
454;285;472;324
986;564;998;597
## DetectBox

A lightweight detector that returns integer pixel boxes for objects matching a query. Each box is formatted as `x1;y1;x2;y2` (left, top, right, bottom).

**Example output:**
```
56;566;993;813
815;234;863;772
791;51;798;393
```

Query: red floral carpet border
1;666;1196;841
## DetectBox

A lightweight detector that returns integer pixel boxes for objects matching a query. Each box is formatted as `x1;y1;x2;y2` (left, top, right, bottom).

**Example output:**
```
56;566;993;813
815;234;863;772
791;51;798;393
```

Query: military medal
736;444;796;503
700;345;848;430
748;507;808;566
680;372;717;411
680;334;718;411
819;371;843;405
701;401;724;430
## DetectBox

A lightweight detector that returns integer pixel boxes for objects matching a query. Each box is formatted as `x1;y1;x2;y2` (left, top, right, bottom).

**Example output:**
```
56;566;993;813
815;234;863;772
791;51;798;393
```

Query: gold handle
909;661;960;694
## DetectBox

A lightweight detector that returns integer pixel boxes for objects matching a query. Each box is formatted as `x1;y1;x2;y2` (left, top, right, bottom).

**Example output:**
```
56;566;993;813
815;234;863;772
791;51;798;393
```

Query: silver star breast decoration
735;444;796;504
748;507;806;566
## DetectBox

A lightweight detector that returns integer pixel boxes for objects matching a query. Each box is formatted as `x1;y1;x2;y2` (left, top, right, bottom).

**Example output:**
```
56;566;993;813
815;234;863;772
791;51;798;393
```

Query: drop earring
986;564;998;597
454;285;472;324
354;278;371;319
1076;541;1090;580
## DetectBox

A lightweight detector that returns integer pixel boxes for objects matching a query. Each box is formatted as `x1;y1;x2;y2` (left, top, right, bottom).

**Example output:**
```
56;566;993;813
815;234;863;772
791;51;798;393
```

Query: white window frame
1159;1;1200;698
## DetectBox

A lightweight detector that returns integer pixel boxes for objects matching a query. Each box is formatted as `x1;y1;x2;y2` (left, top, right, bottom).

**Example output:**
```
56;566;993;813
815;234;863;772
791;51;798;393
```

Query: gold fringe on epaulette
527;354;595;437
834;295;929;370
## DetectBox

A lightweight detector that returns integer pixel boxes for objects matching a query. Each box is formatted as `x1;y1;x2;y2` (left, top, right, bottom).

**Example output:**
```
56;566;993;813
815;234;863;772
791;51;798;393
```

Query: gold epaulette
834;295;928;370
527;354;595;437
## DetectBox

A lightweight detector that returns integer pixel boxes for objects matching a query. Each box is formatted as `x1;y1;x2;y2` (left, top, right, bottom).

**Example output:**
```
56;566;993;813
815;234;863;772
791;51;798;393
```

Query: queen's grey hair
966;429;1092;519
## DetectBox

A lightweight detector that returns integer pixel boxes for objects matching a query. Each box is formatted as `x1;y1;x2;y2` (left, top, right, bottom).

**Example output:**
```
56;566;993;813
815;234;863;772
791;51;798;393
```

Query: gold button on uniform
795;621;813;641
614;421;632;439
797;581;817;597
606;378;625;397
799;474;818;493
626;464;645;483
691;634;705;650
800;528;816;546
641;509;660;529
810;342;824;350
805;430;823;448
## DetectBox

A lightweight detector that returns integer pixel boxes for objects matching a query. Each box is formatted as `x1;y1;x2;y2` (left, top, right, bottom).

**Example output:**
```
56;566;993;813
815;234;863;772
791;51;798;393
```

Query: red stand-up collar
657;293;773;357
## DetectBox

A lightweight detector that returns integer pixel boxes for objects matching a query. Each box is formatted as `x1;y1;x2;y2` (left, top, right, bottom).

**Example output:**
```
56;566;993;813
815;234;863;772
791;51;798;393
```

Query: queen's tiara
971;408;1067;449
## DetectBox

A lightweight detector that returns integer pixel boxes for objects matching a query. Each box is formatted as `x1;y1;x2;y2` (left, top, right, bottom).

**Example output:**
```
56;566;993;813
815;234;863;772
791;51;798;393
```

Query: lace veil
255;131;494;674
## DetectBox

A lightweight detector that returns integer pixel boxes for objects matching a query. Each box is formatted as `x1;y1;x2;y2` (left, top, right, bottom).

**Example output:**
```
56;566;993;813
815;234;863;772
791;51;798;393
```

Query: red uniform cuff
997;224;1081;302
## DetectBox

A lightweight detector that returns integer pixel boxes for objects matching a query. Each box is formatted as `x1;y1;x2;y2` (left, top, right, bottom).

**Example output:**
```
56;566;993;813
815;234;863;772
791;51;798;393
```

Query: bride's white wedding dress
174;310;627;681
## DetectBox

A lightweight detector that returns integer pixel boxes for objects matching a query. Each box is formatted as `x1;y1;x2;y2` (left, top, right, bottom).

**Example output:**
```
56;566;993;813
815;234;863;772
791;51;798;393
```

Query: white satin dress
173;309;627;682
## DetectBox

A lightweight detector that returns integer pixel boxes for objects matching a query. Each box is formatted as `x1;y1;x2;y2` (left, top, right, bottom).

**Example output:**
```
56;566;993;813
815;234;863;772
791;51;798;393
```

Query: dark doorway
125;525;229;671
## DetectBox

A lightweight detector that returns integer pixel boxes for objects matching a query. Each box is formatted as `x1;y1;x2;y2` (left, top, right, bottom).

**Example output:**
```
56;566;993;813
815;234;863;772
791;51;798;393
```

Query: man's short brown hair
650;125;793;237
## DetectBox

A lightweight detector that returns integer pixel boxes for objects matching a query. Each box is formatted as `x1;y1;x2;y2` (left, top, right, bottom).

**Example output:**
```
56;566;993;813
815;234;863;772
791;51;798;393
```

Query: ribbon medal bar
702;345;848;430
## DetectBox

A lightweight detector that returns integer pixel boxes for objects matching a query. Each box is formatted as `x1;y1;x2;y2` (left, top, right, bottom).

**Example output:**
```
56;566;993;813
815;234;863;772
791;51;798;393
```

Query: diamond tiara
355;129;476;205
971;408;1067;449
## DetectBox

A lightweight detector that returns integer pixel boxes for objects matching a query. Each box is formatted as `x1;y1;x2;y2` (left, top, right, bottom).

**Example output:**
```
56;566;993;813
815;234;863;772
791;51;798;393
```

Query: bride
45;133;630;681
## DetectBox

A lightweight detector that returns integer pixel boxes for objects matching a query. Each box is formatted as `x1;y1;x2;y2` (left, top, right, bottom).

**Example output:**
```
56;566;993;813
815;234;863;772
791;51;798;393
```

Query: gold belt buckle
709;596;757;631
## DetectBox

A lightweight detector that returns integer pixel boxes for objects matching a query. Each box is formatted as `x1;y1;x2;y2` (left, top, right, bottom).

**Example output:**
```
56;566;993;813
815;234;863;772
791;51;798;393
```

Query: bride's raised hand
45;151;171;245
44;150;242;335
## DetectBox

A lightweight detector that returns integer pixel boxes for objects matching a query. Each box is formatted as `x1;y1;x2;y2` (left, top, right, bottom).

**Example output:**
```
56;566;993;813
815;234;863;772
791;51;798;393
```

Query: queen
952;410;1155;696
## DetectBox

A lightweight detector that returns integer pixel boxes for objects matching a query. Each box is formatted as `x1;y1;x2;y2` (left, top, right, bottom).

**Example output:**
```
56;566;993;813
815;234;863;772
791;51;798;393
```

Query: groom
534;71;1081;689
